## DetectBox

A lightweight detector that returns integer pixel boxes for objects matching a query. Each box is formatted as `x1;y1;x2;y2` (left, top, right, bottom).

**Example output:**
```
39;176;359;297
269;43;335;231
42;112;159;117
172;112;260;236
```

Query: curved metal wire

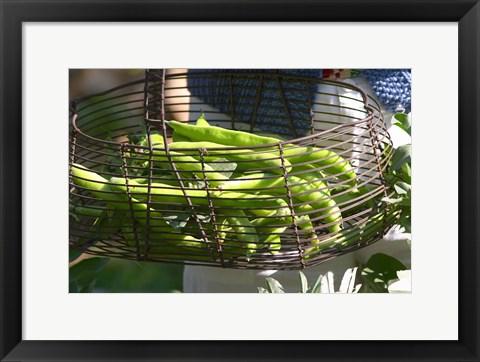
69;70;397;270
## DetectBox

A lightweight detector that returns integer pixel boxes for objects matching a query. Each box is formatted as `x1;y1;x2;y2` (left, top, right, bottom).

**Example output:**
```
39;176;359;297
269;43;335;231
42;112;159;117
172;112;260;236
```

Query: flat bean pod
282;146;357;185
305;206;402;257
168;141;291;174
217;172;285;192
221;209;259;258
250;217;287;254
70;164;201;244
291;165;331;195
109;178;291;220
167;120;280;148
167;120;356;184
253;174;342;233
150;151;229;186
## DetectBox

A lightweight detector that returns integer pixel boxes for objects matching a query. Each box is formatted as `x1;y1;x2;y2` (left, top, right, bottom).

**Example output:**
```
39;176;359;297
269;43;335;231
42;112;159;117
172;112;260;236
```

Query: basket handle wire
278;142;304;268
199;148;225;266
143;69;216;262
120;143;142;258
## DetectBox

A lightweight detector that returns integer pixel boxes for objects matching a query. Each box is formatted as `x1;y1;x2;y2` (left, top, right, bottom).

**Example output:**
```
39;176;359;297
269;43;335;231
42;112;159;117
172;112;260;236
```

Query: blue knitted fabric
187;69;411;135
188;69;322;136
362;69;411;113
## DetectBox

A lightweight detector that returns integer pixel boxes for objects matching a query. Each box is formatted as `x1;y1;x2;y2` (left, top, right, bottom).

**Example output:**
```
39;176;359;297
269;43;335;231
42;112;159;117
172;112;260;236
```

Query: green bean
172;132;193;143
129;176;181;187
69;203;106;218
150;151;229;186
70;164;201;244
293;204;319;244
331;185;378;216
109;178;292;220
166;120;356;184
250;217;287;254
250;205;319;249
218;172;330;204
217;173;285;192
259;233;282;254
196;113;210;127
305;206;402;257
221;209;259;258
182;216;226;241
122;222;213;261
285;176;342;232
291;165;330;195
132;134;229;186
282;146;356;185
252;175;341;233
167;120;280;147
168;141;291;174
251;176;341;233
215;218;242;258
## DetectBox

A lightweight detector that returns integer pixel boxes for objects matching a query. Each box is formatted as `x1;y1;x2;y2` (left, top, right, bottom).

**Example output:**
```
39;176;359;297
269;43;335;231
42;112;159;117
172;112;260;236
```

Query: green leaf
163;211;191;230
265;277;285;293
69;212;80;222
69;280;79;293
69;248;83;263
390;144;411;171
309;273;323;293
394;182;411;196
382;196;403;204
128;133;146;145
388;270;412;293
257;287;270;293
398;210;411;233
207;158;237;178
195;213;212;223
401;163;411;184
360;253;407;293
188;180;206;190
69;257;110;293
299;271;308;293
338;267;359;293
391;113;411;136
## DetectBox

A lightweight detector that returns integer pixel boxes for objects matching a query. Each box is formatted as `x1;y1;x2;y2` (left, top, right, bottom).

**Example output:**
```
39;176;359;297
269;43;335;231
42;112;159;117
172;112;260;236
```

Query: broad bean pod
253;174;342;233
150;151;229;187
70;164;203;244
304;205;402;257
250;217;288;254
168;141;292;175
221;209;259;258
167;120;356;185
121;221;213;262
109;178;292;221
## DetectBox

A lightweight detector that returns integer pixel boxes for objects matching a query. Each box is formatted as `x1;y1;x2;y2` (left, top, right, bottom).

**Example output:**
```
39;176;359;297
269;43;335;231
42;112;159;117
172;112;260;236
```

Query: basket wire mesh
69;69;399;270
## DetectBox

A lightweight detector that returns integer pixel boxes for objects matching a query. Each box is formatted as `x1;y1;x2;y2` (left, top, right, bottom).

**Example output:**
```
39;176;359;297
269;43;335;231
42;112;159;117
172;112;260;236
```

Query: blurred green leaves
69;254;184;293
360;253;407;293
69;257;110;293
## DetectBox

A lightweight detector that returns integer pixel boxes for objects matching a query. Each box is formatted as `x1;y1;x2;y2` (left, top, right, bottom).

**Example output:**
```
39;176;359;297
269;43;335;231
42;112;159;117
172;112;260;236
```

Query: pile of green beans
70;114;369;262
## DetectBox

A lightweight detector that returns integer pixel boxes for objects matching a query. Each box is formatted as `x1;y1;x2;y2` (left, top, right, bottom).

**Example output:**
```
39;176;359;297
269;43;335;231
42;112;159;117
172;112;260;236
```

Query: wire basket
69;69;399;270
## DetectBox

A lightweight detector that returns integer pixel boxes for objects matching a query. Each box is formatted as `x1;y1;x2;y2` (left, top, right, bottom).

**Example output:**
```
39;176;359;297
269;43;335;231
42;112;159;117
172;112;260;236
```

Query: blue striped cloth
188;69;411;136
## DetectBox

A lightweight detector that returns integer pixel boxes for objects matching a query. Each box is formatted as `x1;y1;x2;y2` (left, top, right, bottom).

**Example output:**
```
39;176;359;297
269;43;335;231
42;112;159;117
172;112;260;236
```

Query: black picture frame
1;1;479;361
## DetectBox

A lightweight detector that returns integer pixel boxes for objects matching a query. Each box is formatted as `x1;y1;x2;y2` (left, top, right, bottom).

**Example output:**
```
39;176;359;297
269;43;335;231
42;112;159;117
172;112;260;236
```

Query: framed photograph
1;1;479;361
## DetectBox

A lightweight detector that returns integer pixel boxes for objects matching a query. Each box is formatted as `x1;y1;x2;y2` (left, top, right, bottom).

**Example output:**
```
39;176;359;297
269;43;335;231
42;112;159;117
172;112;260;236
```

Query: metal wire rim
69;70;397;270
